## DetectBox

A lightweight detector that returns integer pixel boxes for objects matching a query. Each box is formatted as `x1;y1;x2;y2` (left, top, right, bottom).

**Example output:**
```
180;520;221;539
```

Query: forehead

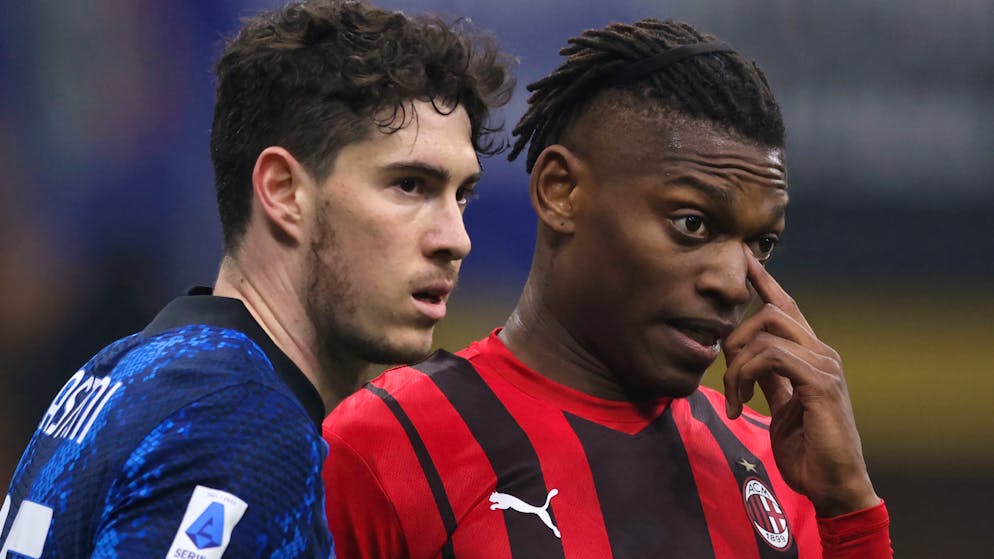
568;102;787;190
342;101;478;172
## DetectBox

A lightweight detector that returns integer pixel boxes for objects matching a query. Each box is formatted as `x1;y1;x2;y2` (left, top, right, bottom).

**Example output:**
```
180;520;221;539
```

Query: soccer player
322;18;893;558
0;0;513;556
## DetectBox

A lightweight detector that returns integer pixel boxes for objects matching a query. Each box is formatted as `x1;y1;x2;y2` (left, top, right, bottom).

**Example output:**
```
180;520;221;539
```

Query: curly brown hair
211;0;516;251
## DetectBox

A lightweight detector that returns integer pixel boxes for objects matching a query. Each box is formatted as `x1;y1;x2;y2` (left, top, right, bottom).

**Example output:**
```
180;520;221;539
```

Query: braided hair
509;19;784;172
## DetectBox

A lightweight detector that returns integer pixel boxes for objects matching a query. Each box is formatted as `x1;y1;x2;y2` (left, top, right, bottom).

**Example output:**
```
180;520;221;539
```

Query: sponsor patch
166;485;248;559
742;477;791;550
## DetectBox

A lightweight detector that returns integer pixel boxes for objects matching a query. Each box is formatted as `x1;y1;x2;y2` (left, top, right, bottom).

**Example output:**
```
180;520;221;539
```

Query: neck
214;253;363;413
499;253;629;400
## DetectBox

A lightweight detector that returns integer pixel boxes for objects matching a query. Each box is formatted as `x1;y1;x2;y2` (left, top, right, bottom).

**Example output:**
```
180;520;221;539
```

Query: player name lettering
39;369;123;444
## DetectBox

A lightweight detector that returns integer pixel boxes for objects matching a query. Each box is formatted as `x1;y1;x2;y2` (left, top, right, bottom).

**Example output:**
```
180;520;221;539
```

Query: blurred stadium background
1;1;990;555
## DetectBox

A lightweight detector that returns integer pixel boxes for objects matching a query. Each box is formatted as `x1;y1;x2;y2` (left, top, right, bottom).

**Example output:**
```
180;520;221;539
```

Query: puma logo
489;488;561;538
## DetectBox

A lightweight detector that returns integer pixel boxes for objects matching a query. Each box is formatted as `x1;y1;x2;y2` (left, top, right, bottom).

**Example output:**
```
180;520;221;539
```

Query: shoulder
69;328;322;488
124;323;310;420
129;323;277;381
325;359;446;435
96;382;331;557
121;382;324;483
106;382;327;520
323;350;477;447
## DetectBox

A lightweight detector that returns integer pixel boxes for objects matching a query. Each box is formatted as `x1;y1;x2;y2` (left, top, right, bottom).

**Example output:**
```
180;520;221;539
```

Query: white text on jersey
38;369;123;444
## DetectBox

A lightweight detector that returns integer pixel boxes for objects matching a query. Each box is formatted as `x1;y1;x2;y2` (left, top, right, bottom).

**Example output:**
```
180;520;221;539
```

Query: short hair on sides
510;18;784;173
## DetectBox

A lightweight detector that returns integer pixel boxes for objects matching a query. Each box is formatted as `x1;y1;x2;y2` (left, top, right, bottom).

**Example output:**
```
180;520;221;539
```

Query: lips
667;318;734;345
412;282;452;303
411;281;453;321
413;291;444;304
665;318;734;363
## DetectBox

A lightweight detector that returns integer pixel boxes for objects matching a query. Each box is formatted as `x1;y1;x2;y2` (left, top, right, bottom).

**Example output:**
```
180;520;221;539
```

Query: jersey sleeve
324;429;408;559
818;500;893;558
91;382;334;559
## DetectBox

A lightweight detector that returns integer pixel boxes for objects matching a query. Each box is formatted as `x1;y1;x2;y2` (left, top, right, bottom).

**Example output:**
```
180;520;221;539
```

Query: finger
723;364;743;419
757;373;793;417
744;248;812;331
723;302;822;365
724;333;795;418
724;334;836;417
725;366;791;419
725;343;804;419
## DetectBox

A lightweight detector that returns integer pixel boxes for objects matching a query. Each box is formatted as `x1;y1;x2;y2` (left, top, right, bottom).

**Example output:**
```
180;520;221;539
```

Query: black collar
143;286;325;429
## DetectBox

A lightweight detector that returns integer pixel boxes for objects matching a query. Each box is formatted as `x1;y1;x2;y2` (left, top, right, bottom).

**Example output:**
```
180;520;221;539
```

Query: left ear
251;146;311;244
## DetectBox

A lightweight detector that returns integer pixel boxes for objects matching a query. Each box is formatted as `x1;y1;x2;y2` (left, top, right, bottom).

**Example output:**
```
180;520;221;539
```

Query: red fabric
323;330;892;558
818;501;892;558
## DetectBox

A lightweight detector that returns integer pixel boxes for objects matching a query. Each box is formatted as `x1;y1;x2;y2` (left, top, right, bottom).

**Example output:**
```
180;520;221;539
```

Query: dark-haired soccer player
0;0;513;556
323;18;892;558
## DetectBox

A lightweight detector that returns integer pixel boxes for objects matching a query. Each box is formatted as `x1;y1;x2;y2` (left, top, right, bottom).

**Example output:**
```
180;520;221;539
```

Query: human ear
251;147;308;244
529;145;589;235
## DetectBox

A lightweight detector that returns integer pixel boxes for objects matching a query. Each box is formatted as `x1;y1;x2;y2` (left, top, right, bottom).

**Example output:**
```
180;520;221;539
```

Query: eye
393;177;424;194
455;186;479;207
751;235;780;262
672;214;709;239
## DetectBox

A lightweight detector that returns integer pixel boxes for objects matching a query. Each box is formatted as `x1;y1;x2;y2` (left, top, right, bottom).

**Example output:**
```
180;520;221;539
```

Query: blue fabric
2;324;334;558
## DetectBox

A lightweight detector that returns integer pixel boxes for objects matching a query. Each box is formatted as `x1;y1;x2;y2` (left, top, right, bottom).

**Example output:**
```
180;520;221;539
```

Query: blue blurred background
1;1;990;555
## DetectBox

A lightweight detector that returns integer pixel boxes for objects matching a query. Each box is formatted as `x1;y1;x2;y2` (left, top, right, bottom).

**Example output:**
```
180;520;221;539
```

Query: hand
722;248;880;517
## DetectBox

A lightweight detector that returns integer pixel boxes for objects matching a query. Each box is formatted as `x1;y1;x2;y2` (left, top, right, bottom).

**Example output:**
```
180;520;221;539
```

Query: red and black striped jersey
323;330;891;558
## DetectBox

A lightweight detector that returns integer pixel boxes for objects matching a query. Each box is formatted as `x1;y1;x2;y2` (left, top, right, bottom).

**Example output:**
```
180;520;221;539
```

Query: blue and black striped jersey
2;288;334;558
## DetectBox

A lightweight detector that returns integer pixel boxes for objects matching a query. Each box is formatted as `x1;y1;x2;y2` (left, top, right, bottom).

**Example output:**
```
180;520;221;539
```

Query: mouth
412;291;444;305
411;282;453;321
665;318;734;361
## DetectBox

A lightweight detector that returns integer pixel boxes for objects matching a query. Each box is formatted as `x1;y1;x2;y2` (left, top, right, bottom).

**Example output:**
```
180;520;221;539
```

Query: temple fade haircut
211;0;516;251
509;19;784;173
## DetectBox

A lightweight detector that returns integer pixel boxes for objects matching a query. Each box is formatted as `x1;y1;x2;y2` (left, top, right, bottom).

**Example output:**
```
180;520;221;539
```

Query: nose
695;241;752;308
425;198;471;262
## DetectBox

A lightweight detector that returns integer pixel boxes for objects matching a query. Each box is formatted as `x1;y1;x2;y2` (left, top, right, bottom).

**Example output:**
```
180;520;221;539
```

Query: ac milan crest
742;477;792;550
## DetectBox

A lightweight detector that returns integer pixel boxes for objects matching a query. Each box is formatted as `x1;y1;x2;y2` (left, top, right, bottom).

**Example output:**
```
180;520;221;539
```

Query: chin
381;331;436;365
624;369;706;401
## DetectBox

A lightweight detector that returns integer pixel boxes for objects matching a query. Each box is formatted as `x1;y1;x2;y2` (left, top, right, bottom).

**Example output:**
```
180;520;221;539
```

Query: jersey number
0;494;52;558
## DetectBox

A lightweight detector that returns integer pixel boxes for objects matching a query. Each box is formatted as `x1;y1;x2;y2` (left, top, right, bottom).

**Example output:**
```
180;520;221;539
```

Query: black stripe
688;392;799;558
415;352;565;558
365;384;456;559
566;409;716;559
743;414;771;431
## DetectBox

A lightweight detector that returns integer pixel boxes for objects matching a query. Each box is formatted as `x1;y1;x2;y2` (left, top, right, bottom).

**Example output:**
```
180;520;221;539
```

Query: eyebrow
382;161;482;186
669;174;734;204
670;174;789;221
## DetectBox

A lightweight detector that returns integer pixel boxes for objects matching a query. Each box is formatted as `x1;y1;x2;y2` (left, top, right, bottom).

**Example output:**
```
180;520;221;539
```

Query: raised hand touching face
722;248;881;517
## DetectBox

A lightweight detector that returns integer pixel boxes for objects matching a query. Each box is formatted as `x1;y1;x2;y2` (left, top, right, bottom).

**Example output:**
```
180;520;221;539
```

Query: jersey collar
142;286;325;429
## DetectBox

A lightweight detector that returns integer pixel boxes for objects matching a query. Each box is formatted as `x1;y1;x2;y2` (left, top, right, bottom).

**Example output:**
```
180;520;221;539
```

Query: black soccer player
0;1;513;556
323;18;892;558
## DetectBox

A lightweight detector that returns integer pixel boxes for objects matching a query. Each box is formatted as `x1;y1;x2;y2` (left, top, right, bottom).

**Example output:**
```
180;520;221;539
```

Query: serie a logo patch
742;477;792;550
166;485;248;559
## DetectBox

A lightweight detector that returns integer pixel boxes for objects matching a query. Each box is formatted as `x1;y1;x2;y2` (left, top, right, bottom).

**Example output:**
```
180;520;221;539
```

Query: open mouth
677;328;720;348
667;318;734;350
413;291;443;305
